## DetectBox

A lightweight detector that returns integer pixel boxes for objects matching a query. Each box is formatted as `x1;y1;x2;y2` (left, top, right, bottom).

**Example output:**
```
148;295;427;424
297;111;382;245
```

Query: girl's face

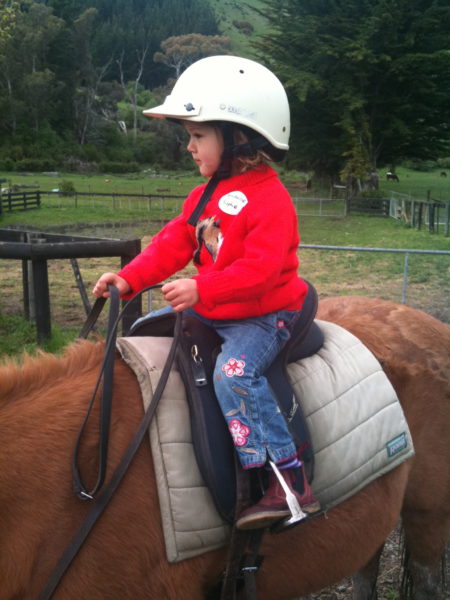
184;122;224;178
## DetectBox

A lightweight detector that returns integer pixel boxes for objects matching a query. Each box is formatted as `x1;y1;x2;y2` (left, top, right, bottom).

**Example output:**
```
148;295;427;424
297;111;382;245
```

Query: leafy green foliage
256;0;450;179
0;1;19;45
59;179;76;195
154;33;231;78
2;0;450;179
0;0;220;166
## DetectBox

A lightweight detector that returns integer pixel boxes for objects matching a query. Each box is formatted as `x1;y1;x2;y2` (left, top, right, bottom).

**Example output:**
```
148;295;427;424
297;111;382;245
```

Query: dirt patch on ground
0;233;448;334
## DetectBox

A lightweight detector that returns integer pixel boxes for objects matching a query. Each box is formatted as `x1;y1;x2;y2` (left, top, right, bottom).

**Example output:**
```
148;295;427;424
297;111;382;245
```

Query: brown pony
0;297;449;600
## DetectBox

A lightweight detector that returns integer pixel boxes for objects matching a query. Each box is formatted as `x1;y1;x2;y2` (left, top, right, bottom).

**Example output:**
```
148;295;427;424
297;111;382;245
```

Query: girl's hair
233;127;273;173
216;122;286;173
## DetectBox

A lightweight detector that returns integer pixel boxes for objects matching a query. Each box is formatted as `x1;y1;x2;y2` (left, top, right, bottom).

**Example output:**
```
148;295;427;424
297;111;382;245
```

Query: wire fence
301;243;450;306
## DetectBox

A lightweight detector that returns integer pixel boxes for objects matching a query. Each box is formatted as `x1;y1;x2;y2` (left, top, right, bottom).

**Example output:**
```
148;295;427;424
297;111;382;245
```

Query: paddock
0;228;141;343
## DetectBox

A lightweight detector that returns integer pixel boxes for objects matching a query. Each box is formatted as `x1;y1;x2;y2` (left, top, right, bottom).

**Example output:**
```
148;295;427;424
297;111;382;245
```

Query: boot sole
236;509;291;530
302;501;321;514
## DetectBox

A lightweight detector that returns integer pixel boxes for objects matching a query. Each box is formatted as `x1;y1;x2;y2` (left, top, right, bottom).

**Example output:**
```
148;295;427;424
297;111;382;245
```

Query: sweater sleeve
117;190;202;296
194;187;299;309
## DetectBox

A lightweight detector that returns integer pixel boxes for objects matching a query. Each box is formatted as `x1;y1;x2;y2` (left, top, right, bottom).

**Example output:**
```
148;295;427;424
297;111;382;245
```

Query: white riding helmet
143;55;290;151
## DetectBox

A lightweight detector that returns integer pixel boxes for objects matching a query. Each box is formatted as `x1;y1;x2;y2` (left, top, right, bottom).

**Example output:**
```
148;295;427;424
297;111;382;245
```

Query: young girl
93;55;320;529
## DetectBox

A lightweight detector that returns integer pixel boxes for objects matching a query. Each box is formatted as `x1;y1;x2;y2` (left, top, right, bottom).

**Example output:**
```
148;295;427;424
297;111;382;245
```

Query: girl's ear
233;128;249;144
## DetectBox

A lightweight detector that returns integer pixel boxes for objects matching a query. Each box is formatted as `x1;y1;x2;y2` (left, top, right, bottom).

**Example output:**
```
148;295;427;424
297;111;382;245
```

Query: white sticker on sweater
218;191;248;215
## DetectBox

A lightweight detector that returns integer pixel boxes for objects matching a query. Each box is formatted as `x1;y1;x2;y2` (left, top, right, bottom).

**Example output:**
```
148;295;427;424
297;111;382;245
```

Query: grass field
0;167;449;356
378;165;450;201
1;164;449;200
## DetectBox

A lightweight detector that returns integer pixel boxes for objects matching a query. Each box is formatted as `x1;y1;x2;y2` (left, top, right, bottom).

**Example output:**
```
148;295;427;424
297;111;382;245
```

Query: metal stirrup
269;461;307;525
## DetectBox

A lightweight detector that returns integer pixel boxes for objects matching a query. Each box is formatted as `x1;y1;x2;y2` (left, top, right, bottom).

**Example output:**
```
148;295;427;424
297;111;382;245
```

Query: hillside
205;0;268;57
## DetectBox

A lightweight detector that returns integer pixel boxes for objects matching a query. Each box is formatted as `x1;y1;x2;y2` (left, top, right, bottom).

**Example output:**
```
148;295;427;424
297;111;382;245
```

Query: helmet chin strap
187;170;223;226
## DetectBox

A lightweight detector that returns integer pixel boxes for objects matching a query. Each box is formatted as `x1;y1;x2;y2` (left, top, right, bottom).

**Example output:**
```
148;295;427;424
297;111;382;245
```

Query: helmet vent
239;69;244;74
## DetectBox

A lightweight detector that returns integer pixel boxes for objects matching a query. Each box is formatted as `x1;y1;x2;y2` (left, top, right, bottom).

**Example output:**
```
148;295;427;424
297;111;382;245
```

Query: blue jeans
134;307;300;469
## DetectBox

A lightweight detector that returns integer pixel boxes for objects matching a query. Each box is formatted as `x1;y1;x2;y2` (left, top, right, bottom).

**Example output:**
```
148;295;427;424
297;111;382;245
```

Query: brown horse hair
0;339;105;403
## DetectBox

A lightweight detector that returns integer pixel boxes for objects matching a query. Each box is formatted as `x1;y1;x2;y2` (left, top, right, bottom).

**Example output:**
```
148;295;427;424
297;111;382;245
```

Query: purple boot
236;462;320;530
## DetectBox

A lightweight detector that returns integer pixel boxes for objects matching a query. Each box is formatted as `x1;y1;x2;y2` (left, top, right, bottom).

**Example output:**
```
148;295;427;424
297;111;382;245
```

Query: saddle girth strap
219;460;264;600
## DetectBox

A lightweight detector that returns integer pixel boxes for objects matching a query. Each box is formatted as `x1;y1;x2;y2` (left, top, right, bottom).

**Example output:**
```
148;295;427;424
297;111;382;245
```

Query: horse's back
317;296;450;378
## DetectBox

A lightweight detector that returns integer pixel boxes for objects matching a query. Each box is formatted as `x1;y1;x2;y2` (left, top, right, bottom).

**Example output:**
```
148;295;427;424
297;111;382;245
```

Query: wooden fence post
444;203;449;237
417;202;423;230
22;259;30;320
32;258;51;344
429;203;435;234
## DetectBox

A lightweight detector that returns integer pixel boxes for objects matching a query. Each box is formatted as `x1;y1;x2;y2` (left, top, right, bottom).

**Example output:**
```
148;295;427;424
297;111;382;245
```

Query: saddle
129;282;324;523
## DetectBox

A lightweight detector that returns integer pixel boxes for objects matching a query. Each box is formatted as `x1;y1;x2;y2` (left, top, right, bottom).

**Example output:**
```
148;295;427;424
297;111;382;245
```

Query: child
93;55;320;529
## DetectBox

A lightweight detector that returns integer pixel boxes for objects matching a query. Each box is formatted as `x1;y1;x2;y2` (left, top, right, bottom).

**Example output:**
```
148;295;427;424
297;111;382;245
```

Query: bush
232;20;254;34
401;159;438;171
98;161;140;174
80;144;102;163
59;179;76;196
63;157;98;174
360;189;387;198
0;158;15;171
437;157;450;169
15;158;57;172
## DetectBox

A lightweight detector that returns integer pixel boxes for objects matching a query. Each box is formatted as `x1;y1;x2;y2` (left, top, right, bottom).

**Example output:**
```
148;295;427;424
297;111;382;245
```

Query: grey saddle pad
116;319;414;563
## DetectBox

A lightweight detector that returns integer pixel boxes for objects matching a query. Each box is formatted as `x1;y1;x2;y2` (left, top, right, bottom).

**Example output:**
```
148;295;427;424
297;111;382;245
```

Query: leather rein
38;286;262;600
38;285;182;600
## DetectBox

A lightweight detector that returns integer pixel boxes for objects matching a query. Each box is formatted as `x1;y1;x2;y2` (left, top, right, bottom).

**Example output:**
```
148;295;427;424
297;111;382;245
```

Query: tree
117;46;149;142
0;1;65;135
154;33;231;78
72;7;114;145
256;0;450;180
0;0;221;163
0;0;19;46
79;0;220;89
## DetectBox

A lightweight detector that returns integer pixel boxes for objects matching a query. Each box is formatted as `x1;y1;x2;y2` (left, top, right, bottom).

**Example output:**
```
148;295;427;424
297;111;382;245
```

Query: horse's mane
0;339;105;404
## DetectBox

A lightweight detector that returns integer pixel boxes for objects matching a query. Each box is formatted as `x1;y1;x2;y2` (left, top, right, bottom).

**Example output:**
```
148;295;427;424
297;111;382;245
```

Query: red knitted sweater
118;165;308;319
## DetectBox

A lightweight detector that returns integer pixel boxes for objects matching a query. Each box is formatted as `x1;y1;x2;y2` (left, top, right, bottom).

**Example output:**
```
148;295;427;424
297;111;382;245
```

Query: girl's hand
162;279;199;312
93;273;131;298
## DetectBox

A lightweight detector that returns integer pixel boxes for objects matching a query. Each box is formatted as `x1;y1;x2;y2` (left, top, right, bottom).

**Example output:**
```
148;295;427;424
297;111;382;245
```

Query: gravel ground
300;524;449;599
300;526;402;599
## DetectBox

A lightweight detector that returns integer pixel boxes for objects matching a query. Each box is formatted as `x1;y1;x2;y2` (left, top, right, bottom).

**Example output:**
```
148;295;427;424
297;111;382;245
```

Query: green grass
0;314;79;358
0;167;449;356
0;195;184;230
0;170;201;196
300;214;450;250
378;166;450;202
206;0;268;57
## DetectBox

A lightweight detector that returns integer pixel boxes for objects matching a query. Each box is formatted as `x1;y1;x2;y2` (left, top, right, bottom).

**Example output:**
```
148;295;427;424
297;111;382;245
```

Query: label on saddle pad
116;320;414;563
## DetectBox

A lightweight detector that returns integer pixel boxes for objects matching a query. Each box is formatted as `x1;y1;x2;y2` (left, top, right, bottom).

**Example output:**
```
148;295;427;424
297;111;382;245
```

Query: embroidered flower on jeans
228;418;251;447
222;357;245;377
